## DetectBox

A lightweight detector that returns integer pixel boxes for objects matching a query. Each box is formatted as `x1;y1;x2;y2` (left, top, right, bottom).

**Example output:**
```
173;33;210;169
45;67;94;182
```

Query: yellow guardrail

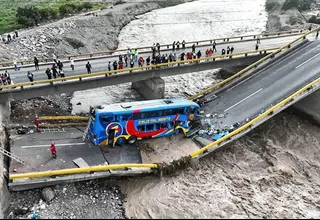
0;29;305;67
9;163;158;180
39;123;88;128
190;27;320;158
39;116;88;121
188;27;320;101
191;76;320;158
0;47;279;90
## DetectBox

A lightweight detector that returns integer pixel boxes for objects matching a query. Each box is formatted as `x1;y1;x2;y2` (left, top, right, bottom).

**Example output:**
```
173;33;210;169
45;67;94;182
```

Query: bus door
108;128;116;146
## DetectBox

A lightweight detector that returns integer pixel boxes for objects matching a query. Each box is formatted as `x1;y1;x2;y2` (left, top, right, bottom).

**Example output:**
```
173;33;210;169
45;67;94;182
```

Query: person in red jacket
50;142;57;159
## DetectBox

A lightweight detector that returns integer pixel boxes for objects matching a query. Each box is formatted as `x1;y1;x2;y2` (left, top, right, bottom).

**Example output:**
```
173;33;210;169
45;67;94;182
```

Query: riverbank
265;0;309;32
0;0;192;62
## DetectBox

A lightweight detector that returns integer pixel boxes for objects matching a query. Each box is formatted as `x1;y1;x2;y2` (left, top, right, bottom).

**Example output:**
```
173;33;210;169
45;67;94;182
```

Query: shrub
65;37;85;49
265;1;280;11
282;0;315;11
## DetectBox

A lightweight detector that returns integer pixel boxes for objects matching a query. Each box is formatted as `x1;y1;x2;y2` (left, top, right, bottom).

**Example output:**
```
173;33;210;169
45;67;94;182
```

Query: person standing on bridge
57;60;63;72
230;46;234;54
156;43;161;53
257;34;261;44
172;41;176;51
45;68;52;79
221;48;226;55
51;64;58;79
50;142;57;159
255;43;259;51
130;59;134;73
316;30;319;39
113;60;118;73
108;61;111;72
52;53;57;64
192;44;196;53
34;56;39;71
182;40;186;50
176;41;180;50
86;61;92;74
27;71;34;83
70;58;75;71
146;56;151;69
212;41;217;52
13;58;20;71
226;46;230;55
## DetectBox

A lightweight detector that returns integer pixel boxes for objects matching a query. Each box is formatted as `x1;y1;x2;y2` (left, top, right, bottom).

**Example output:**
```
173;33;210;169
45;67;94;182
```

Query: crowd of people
0;38;246;88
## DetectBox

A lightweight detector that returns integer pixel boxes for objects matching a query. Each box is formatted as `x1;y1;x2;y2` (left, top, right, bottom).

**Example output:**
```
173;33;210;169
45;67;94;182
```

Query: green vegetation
282;0;315;11
0;0;107;34
157;0;185;8
265;1;281;11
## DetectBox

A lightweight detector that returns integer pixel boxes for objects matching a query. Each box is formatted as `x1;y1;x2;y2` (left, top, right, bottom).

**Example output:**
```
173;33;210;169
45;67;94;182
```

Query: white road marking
224;88;263;112
21;143;85;149
295;53;320;69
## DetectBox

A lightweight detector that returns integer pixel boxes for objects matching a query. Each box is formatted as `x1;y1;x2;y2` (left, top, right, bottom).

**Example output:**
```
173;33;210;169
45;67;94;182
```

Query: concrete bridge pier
132;77;165;100
292;90;320;124
0;102;11;125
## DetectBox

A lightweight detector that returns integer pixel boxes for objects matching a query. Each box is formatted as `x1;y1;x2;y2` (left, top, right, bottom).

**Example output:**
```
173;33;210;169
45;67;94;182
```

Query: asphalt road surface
203;39;320;131
2;34;310;84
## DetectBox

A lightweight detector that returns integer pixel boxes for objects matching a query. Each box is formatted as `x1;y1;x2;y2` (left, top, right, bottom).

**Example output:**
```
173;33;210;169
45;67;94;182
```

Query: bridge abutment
292;90;320;124
132;77;165;100
0;102;11;125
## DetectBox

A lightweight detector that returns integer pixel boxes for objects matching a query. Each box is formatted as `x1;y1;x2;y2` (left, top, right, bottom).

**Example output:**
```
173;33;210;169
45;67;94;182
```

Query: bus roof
95;98;199;115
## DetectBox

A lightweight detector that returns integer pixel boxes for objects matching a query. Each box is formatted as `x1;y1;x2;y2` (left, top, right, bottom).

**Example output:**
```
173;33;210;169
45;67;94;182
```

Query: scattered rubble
6;180;126;219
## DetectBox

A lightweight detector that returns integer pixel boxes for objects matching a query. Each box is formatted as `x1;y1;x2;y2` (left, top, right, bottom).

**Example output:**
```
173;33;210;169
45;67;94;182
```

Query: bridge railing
0;29;306;68
189;27;320;159
188;27;320;101
0;47;279;91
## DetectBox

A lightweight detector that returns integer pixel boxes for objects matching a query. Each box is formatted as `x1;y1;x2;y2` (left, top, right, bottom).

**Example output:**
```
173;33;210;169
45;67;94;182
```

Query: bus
88;98;201;147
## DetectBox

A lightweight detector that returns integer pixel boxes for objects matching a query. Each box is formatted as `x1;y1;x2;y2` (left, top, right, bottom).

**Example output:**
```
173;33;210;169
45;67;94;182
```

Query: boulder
41;187;55;202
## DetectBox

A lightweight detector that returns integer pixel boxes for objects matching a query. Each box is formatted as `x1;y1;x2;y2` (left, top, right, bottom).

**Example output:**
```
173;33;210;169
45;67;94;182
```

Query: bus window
146;124;154;131
100;116;113;124
138;125;145;132
133;113;141;120
155;124;161;130
119;114;132;121
160;123;167;128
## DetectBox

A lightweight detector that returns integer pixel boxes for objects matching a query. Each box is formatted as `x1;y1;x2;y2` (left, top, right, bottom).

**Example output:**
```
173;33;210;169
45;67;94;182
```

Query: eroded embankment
120;111;320;219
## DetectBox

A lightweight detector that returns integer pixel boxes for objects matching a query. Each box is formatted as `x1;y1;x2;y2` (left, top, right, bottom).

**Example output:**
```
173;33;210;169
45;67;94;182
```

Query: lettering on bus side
138;117;171;124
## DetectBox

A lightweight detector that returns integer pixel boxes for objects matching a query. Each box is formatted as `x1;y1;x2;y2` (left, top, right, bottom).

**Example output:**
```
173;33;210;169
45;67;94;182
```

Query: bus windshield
87;98;201;147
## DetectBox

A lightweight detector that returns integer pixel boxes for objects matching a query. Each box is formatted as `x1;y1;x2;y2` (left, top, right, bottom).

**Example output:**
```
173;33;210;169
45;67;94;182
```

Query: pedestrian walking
14;30;18;38
70;58;75;71
226;46;230;55
27;71;34;82
255;43;259;51
50;142;57;159
113;60;118;72
257;34;261;44
130;59;134;73
86;61;92;74
13;58;20;71
172;41;176;51
146;56;151;69
316;31;319;39
34;56;39;70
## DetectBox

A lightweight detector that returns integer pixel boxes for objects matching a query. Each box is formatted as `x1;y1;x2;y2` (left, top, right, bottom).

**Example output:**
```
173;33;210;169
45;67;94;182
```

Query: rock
40;204;46;210
41;187;55;202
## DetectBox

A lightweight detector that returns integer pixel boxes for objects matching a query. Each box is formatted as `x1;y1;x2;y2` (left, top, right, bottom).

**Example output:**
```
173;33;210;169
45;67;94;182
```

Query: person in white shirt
70;58;75;71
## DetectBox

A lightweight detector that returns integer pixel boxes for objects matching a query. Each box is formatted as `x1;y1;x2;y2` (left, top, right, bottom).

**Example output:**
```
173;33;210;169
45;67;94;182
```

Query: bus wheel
128;136;137;145
116;137;126;145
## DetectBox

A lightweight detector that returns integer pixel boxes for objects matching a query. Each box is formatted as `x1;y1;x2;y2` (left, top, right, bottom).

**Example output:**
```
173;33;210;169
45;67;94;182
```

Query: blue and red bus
88;98;201;146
